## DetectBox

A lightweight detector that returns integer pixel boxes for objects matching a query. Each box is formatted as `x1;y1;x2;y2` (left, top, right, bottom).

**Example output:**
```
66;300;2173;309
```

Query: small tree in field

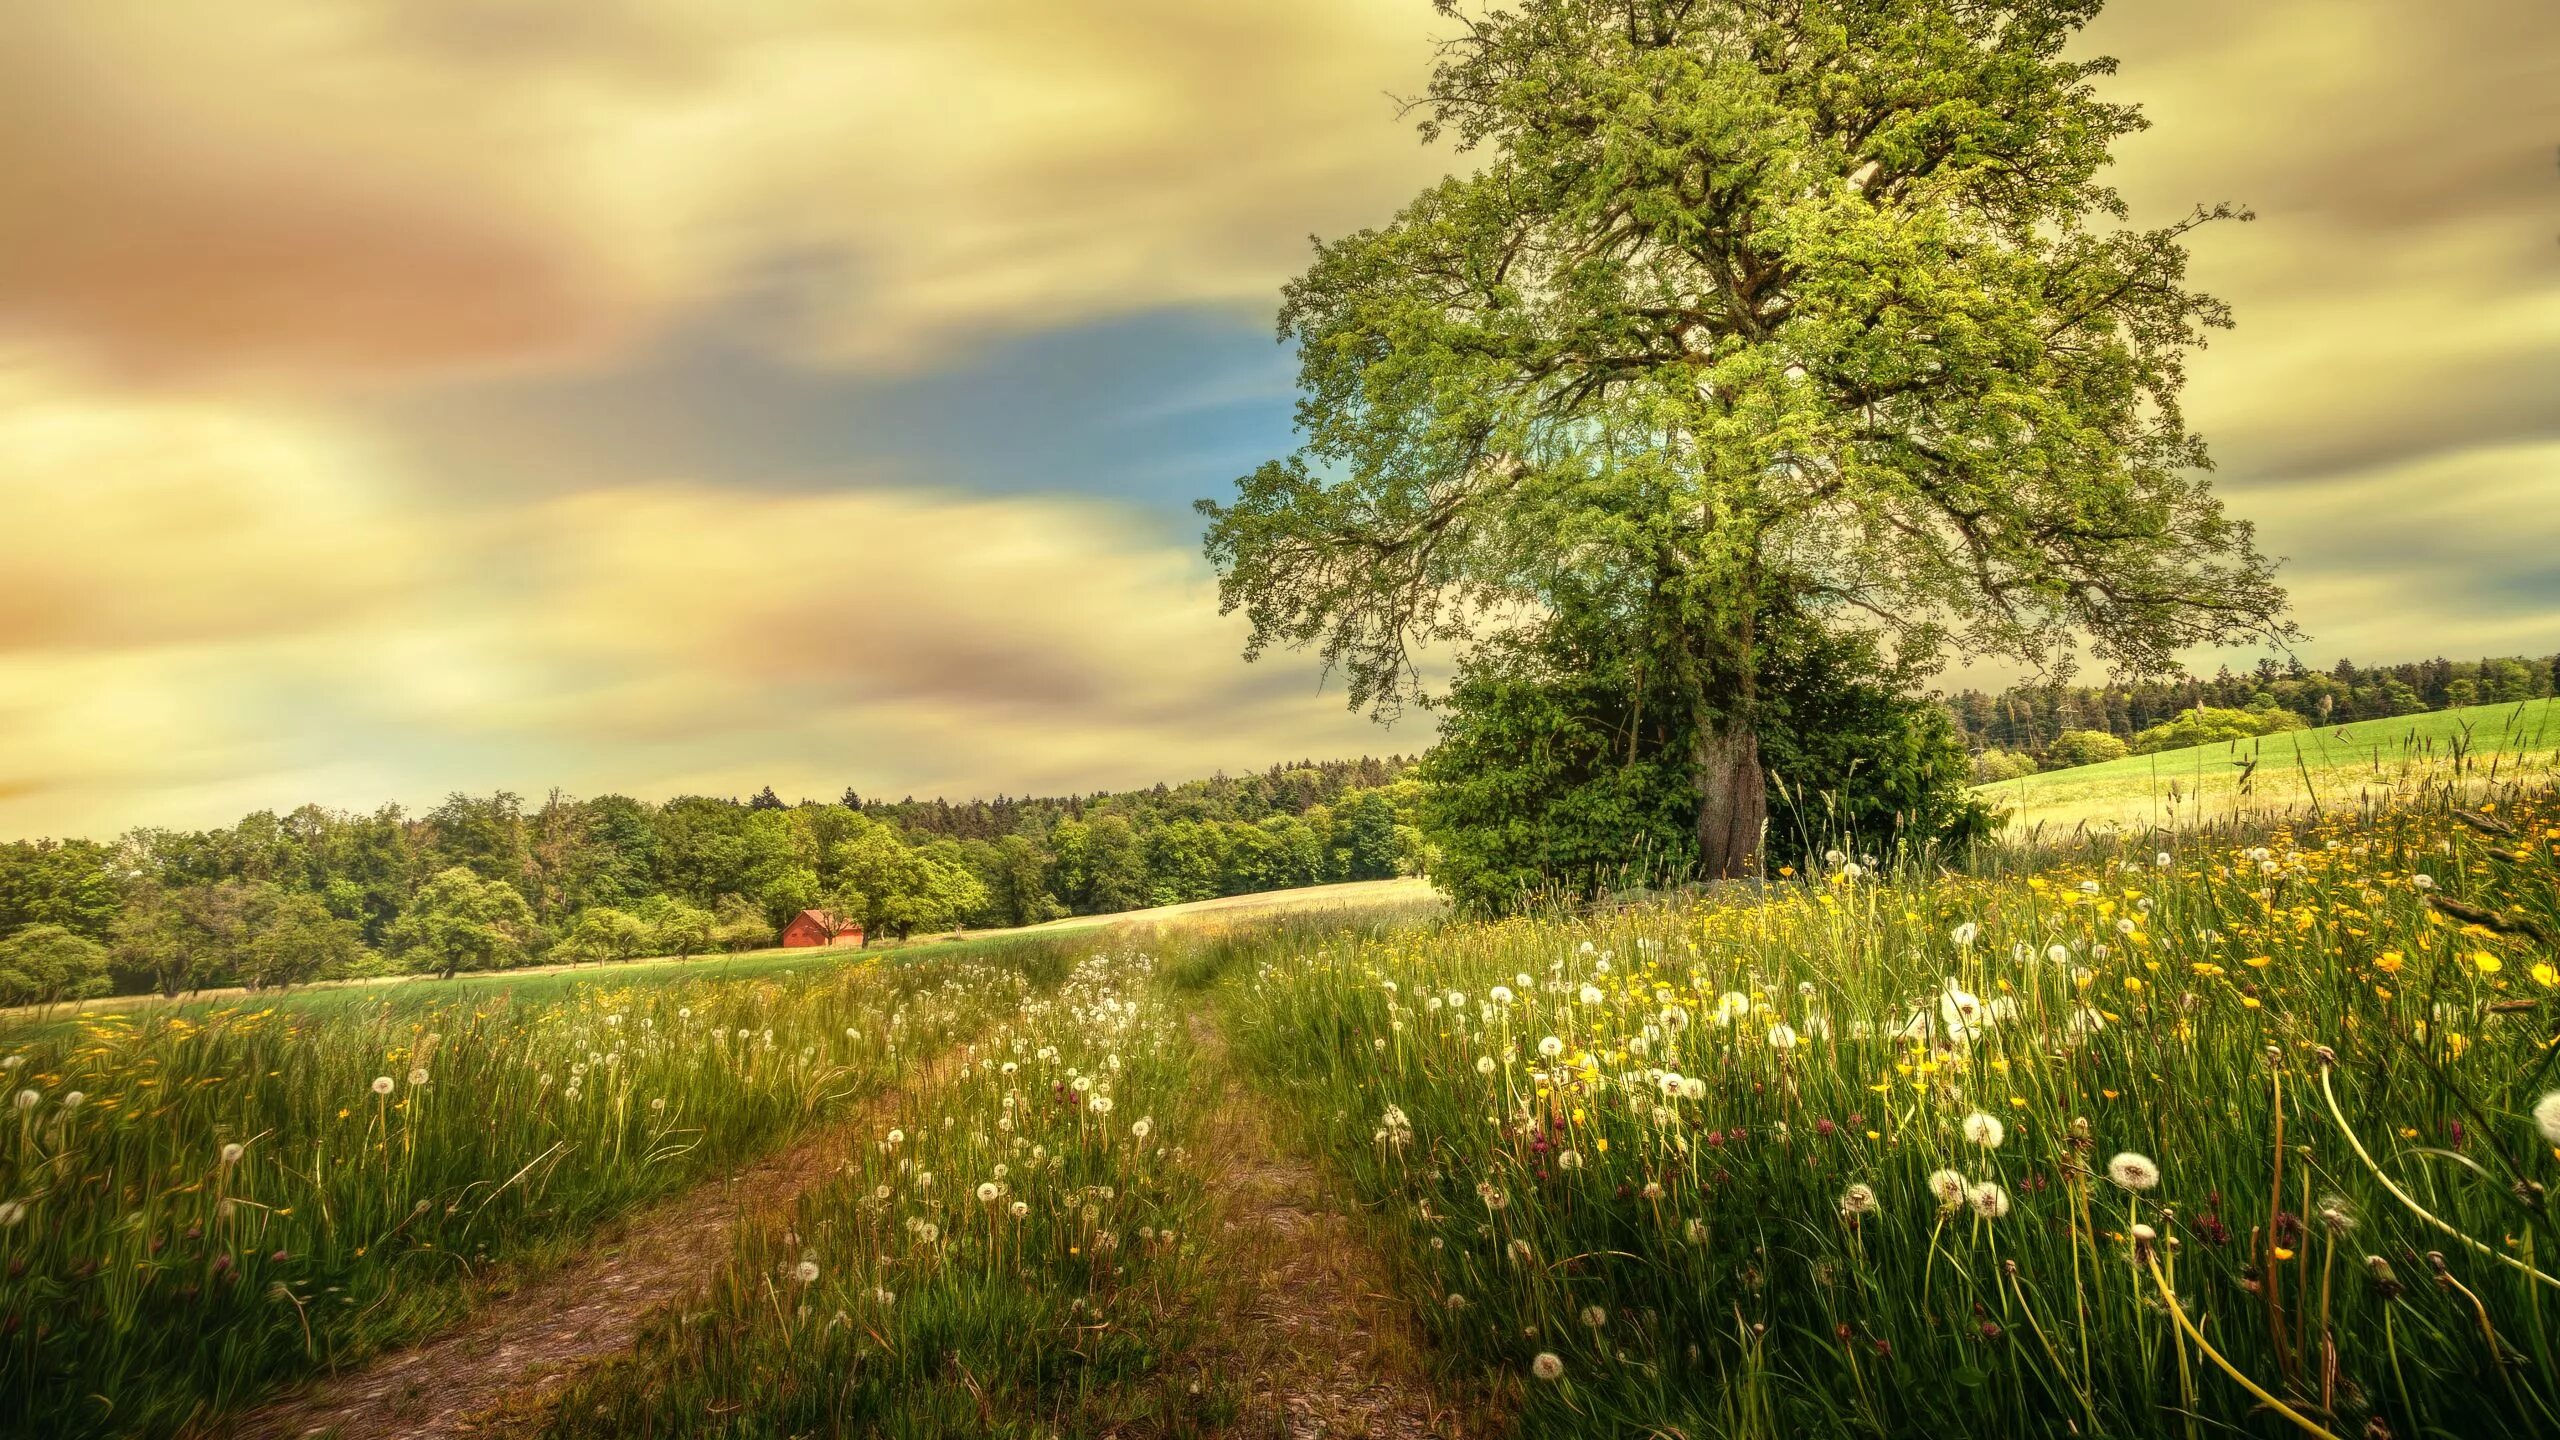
388;867;537;981
559;906;651;966
2050;729;2131;767
0;925;112;1008
239;886;369;989
1201;0;2290;877
712;899;775;953
646;900;717;960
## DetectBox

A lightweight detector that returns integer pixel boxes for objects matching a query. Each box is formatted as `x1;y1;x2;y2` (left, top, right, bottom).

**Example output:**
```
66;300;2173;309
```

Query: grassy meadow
0;934;1090;1438
1978;698;2560;836
7;788;2560;1437
1219;787;2560;1438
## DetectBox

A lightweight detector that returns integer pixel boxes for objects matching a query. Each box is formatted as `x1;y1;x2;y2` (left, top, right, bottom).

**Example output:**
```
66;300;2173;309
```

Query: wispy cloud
0;0;2553;835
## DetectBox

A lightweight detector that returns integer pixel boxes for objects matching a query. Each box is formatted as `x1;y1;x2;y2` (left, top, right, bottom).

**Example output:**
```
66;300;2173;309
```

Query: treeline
1945;652;2558;769
0;759;1421;1004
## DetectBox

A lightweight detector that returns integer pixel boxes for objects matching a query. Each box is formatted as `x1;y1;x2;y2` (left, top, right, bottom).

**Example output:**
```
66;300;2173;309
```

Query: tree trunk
1693;712;1766;880
1685;577;1765;882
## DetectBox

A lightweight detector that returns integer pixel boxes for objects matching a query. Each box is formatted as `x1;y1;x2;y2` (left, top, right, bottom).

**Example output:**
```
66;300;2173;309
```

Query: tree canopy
1203;0;2289;876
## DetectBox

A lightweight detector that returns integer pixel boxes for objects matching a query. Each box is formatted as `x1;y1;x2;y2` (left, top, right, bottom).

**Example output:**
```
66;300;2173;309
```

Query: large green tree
0;838;124;941
0;925;112;1008
387;867;538;981
1201;0;2288;876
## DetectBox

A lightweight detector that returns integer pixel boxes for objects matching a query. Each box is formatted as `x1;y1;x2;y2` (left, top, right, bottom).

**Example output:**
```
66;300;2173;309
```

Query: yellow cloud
2;0;1448;379
0;367;1403;836
0;360;426;652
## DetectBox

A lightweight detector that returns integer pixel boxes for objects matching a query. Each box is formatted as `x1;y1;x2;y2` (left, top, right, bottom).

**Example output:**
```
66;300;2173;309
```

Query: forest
0;757;1418;1002
1944;651;2557;766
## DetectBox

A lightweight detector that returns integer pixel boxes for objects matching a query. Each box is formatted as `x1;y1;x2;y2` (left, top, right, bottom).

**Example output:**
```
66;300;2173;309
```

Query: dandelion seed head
1532;1352;1565;1381
1962;1113;2005;1149
2108;1152;2161;1191
370;1076;395;1096
2532;1091;2560;1146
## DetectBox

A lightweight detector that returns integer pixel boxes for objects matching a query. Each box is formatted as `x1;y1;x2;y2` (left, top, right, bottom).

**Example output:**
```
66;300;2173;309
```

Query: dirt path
226;1055;967;1440
1184;1012;1492;1440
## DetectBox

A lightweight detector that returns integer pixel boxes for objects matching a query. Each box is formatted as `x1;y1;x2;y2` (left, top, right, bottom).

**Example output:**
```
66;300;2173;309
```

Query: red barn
780;909;863;948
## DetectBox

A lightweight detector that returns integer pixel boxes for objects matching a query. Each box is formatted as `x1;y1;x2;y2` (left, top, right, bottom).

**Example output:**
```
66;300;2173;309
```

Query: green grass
538;942;1231;1439
0;933;1087;1438
0;931;1043;1044
1979;697;2560;835
22;795;2560;1438
1217;782;2560;1438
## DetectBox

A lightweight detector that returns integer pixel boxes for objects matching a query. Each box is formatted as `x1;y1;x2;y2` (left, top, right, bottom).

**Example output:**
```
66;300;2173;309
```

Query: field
1979;698;2560;836
0;878;1440;1034
6;793;2560;1438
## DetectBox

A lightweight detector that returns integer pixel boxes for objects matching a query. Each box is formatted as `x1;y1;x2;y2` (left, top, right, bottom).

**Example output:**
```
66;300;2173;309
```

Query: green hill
1975;696;2560;835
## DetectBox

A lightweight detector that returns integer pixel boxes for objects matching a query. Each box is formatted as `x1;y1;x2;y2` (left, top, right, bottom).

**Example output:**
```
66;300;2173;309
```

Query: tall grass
1227;788;2560;1437
542;942;1223;1438
0;936;1083;1438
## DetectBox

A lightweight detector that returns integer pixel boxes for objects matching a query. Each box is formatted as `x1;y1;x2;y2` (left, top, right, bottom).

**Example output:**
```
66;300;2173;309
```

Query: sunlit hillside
1978;697;2560;835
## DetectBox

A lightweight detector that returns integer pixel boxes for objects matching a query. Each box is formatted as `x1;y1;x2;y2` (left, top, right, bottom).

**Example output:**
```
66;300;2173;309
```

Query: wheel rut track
223;1049;972;1440
1183;1009;1495;1440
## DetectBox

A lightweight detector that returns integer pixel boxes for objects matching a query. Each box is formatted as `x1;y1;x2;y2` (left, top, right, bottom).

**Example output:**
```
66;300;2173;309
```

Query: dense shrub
2048;728;2131;767
1968;748;2041;784
2130;703;2306;754
1420;608;1988;915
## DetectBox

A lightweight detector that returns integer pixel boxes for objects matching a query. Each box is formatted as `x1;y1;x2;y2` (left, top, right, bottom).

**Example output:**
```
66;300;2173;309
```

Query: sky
2;0;2555;839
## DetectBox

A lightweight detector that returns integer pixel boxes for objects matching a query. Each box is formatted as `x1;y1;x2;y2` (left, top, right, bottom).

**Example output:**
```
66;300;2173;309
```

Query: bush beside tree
0;925;111;1007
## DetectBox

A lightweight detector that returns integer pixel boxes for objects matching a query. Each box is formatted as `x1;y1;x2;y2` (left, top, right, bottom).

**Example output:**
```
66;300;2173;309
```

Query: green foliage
0;839;122;940
1419;617;1702;916
558;906;653;966
2047;728;2131;767
1755;624;1993;867
386;867;539;981
710;899;774;954
0;924;111;1006
984;834;1063;927
1421;605;1987;914
236;886;370;990
8;760;1429;998
643;898;717;960
1202;0;2289;877
108;881;252;998
1969;749;2041;784
2130;703;2306;754
1947;650;2560;756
